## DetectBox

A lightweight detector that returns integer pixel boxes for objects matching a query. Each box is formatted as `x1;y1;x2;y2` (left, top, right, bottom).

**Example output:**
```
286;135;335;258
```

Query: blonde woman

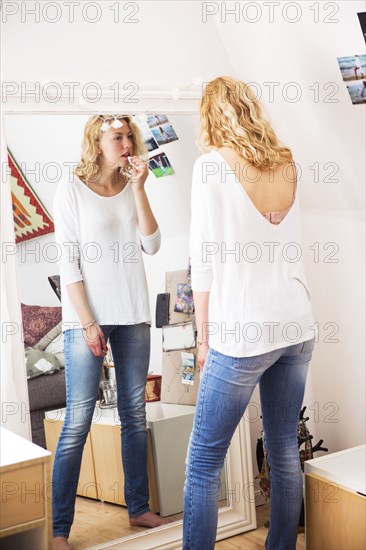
52;115;171;550
183;77;317;550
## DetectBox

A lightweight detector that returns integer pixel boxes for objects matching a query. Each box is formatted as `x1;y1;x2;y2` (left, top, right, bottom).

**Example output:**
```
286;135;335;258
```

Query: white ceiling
1;1;234;89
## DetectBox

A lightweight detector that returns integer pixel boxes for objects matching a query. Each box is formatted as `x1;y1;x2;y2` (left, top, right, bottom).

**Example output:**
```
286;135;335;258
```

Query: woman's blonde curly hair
197;76;293;169
74;114;148;182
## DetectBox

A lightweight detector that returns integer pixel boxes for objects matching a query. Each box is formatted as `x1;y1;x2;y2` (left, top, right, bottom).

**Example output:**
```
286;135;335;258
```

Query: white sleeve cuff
140;227;161;255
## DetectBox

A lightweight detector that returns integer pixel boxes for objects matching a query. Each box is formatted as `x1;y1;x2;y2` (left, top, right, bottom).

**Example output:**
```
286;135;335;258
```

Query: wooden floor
70;496;305;549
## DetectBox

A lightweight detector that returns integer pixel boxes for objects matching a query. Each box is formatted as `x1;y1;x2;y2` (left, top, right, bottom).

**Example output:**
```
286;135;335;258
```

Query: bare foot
129;511;174;528
53;536;74;550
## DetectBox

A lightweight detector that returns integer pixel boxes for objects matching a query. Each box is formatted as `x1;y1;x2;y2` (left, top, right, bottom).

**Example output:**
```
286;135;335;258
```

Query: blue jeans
183;337;315;550
52;323;151;538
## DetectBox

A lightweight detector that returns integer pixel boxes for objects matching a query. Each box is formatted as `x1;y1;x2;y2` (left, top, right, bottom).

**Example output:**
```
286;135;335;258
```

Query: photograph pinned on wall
357;12;366;43
147;115;179;146
336;54;366;105
336;54;366;82
134;117;159;152
148;152;174;178
346;80;366;105
181;352;196;386
174;259;194;314
147;114;169;126
7;149;54;243
175;283;194;314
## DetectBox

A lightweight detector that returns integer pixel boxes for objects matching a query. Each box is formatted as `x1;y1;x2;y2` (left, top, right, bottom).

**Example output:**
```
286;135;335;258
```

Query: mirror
3;110;256;549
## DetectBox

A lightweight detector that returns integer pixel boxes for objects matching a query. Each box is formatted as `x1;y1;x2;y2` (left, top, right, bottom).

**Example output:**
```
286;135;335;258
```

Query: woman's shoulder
192;150;220;177
192;150;224;190
194;150;218;164
54;174;81;202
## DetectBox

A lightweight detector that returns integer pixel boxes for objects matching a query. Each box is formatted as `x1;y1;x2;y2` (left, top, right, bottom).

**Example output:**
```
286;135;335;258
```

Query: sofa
28;369;66;448
21;300;67;449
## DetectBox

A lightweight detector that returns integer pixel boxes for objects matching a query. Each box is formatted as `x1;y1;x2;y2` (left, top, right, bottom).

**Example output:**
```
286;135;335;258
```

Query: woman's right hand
83;323;108;357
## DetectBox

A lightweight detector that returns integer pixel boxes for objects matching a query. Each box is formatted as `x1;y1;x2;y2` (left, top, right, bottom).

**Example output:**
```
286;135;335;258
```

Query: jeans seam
111;323;150;517
187;365;209;547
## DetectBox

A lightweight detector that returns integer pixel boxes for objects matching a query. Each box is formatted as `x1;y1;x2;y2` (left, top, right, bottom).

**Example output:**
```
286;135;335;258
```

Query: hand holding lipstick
128;155;149;190
128;156;144;170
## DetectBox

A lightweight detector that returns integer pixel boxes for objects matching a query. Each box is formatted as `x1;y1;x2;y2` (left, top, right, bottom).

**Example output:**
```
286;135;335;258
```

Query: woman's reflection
51;114;172;550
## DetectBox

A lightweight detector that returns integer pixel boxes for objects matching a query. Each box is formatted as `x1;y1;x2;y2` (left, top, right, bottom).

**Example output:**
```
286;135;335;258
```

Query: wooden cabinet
44;418;100;501
305;444;366;550
0;426;52;549
89;423;125;504
44;409;158;512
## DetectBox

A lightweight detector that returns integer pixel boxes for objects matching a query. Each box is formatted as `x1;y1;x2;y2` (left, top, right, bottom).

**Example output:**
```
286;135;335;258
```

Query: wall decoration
7;149;54;243
135;118;159;152
174;259;194;314
147;115;179;146
337;54;366;82
336;54;366;105
148;151;174;178
346;80;366;105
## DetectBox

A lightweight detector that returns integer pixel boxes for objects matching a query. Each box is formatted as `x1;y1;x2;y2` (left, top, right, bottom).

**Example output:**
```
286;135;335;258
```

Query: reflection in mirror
4;113;236;549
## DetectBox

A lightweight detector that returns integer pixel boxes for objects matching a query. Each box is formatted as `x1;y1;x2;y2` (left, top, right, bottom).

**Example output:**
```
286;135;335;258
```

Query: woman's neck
86;168;129;190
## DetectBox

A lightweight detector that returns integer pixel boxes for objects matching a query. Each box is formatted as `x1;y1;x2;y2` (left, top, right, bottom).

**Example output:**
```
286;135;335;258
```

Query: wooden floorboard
69;497;305;549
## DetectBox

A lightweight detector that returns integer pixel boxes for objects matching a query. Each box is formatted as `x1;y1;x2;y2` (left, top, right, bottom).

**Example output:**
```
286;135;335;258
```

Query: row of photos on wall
336;11;366;105
7;9;366;243
7;114;179;244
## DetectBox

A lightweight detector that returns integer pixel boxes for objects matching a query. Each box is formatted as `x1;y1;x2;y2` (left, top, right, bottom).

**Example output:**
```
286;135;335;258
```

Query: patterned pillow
44;329;65;368
21;304;62;348
25;348;61;379
34;321;62;351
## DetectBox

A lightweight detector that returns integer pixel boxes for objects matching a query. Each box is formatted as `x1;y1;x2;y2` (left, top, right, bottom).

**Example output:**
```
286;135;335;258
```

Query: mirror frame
2;102;257;549
87;416;256;550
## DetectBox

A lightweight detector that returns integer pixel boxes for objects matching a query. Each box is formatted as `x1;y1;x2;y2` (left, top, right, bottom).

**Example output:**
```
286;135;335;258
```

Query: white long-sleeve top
189;150;317;357
53;176;161;331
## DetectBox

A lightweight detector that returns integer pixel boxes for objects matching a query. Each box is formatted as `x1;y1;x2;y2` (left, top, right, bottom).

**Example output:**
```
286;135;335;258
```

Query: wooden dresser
0;426;52;549
305;444;366;550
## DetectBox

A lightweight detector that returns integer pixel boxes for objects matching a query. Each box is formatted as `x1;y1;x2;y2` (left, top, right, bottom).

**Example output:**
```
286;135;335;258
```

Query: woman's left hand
197;342;209;372
128;156;148;191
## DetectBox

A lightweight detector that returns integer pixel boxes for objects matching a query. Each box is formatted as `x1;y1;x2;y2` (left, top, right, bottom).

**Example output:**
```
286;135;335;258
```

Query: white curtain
1;115;31;440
